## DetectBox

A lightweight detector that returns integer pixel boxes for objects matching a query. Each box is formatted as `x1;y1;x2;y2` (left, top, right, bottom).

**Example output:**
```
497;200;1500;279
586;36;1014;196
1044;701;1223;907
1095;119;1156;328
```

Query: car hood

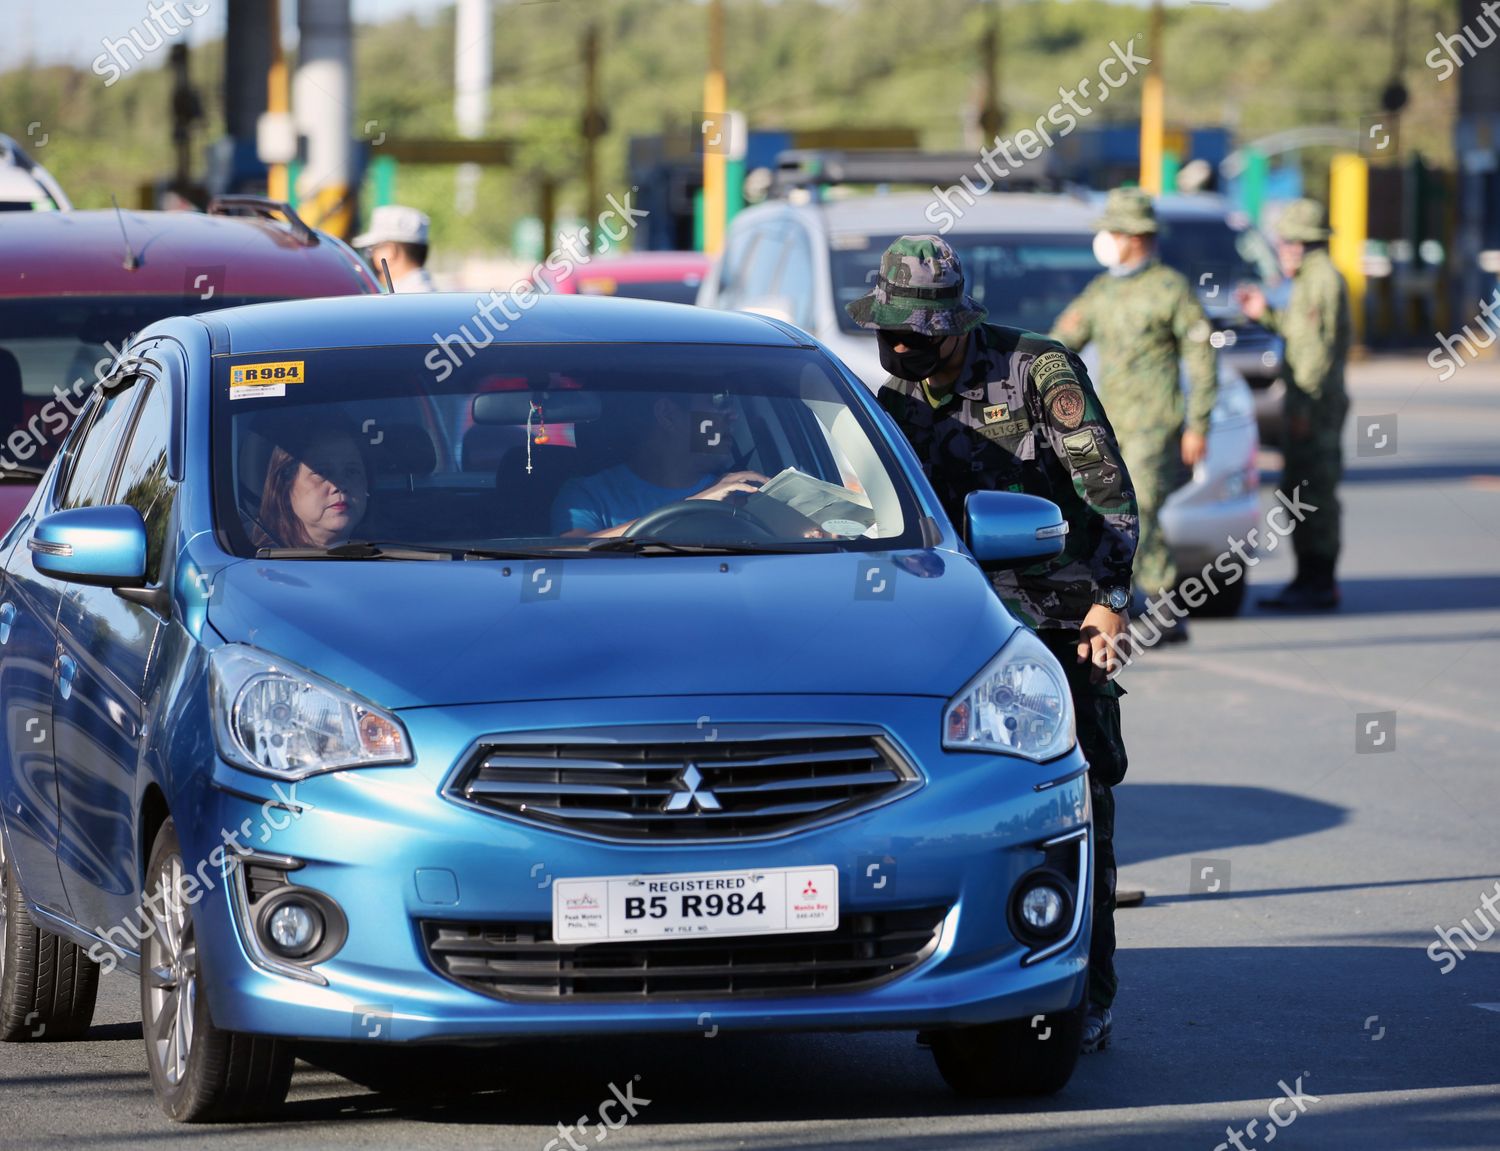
206;550;1014;709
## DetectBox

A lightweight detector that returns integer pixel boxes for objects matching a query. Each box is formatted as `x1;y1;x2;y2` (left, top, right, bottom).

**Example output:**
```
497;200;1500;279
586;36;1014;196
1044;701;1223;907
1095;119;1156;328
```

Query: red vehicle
0;199;379;527
541;250;710;306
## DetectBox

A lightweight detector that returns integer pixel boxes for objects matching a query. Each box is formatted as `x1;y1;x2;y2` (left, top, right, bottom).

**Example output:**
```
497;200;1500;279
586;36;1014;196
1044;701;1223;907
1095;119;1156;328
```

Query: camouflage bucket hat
1095;187;1157;235
845;235;988;336
1276;198;1333;242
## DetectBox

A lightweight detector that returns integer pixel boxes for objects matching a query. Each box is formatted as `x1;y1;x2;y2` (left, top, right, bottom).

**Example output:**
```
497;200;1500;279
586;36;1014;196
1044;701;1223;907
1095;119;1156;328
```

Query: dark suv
0;199;379;528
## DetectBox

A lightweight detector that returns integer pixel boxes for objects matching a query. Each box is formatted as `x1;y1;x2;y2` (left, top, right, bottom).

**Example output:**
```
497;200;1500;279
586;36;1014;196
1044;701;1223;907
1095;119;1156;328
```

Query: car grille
422;907;947;1000
447;726;921;841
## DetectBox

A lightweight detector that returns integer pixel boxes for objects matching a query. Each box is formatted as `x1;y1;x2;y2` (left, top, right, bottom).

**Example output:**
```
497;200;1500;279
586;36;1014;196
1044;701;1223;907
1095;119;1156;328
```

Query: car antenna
379;256;396;293
111;194;140;270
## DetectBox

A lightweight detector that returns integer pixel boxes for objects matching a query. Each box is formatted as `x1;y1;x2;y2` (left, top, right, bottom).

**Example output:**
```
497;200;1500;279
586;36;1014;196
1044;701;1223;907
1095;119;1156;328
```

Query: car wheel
140;818;293;1122
1185;576;1246;618
0;829;99;1042
930;1001;1085;1097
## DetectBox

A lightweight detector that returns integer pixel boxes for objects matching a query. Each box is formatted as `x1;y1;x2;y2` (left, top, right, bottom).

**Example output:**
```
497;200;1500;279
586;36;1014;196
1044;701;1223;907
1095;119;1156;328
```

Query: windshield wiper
256;540;462;561
584;536;838;556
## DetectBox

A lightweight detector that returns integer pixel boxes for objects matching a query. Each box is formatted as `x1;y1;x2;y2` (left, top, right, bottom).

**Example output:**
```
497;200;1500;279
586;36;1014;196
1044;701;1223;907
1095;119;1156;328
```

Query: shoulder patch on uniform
1030;349;1078;396
1047;385;1086;429
1061;428;1102;468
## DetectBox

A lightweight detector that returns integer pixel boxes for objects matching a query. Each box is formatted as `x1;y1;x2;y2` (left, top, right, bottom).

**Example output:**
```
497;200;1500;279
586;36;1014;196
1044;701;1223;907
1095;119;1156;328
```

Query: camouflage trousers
1037;629;1128;1010
1282;389;1349;567
1116;428;1183;597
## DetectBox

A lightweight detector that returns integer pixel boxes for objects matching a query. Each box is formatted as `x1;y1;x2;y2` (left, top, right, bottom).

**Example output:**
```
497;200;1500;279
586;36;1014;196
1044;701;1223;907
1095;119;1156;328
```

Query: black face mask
877;329;949;380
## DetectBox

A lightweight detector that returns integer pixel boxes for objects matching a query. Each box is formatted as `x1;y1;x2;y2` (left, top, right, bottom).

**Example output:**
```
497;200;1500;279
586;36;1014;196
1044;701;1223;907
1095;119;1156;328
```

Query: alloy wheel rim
144;854;197;1088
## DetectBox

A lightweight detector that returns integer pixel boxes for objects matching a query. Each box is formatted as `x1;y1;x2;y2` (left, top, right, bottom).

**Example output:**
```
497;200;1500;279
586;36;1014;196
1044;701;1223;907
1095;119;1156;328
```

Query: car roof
790;190;1102;237
193;293;811;356
0;209;377;298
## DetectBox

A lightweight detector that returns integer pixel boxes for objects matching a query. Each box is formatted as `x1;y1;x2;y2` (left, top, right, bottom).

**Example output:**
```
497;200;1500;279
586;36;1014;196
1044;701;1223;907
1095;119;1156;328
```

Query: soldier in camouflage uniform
848;235;1139;1053
1237;199;1351;610
1052;188;1217;641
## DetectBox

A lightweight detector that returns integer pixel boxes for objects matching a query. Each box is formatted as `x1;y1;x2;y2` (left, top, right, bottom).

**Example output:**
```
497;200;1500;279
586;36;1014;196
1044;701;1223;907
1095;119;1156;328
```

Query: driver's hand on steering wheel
688;471;769;502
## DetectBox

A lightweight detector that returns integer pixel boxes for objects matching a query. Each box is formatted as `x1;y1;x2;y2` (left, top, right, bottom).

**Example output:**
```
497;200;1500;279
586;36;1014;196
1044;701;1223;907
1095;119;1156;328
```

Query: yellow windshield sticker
230;360;305;400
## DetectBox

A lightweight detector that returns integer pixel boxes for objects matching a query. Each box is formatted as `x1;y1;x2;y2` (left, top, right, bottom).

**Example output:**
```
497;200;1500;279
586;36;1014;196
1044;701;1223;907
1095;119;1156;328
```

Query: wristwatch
1093;586;1130;612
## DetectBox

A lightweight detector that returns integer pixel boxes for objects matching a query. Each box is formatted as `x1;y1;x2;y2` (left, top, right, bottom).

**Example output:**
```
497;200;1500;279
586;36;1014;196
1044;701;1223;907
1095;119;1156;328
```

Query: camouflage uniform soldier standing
1052;188;1217;641
1237;199;1351;610
848;236;1139;1053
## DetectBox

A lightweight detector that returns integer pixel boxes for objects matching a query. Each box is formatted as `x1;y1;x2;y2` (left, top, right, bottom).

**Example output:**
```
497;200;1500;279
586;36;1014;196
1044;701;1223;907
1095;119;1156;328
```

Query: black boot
1260;559;1339;611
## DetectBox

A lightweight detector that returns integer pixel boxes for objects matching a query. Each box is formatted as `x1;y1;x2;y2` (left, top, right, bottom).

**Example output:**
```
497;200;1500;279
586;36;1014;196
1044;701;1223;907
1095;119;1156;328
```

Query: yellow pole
1139;0;1164;194
267;0;289;202
1329;153;1369;350
702;0;726;254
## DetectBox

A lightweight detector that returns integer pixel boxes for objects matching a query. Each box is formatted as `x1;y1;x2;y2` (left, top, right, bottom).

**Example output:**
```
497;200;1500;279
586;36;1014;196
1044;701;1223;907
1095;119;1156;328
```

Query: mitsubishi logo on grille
663;763;722;813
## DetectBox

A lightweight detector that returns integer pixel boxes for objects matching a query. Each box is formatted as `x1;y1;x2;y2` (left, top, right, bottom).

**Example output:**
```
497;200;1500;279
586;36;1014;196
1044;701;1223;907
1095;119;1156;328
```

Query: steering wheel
626;499;778;542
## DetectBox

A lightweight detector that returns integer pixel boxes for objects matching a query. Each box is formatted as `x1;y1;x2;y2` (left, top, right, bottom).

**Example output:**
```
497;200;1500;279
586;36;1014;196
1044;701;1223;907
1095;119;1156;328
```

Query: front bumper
184;694;1092;1044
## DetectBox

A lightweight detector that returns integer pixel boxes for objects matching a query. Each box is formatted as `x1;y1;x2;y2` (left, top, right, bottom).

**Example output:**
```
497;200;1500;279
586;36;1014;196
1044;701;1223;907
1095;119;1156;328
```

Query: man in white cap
352;204;436;293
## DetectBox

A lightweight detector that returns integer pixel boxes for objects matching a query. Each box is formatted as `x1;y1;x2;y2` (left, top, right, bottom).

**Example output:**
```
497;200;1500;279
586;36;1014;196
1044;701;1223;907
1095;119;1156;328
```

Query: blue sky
3;0;1273;73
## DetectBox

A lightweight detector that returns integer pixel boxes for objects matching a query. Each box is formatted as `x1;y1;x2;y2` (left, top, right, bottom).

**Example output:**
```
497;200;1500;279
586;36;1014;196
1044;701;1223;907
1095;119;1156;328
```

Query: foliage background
0;0;1462;257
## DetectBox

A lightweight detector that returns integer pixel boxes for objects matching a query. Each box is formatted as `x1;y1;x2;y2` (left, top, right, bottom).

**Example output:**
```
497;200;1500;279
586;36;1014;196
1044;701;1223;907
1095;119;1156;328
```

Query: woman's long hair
250;419;368;549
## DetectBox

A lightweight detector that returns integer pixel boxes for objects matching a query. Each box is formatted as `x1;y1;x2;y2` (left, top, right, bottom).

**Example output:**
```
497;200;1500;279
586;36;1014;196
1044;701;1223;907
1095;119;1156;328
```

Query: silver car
698;188;1260;616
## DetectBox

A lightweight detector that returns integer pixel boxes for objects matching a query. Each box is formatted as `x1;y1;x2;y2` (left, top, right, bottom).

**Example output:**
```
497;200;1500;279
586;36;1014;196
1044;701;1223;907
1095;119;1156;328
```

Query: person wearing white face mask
1052;188;1218;642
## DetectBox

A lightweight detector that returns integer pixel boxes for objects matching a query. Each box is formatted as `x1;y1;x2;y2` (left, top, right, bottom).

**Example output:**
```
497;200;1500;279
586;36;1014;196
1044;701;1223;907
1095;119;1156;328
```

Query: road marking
1150;653;1500;735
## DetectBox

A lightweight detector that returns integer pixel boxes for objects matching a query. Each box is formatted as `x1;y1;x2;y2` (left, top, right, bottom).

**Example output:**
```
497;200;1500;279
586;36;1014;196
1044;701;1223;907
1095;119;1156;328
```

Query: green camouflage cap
845;235;988;335
1095;187;1157;236
1276;198;1333;242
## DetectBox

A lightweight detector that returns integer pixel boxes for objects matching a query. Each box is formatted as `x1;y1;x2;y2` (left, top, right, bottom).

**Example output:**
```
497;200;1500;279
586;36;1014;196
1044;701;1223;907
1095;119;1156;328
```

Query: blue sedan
0;295;1091;1120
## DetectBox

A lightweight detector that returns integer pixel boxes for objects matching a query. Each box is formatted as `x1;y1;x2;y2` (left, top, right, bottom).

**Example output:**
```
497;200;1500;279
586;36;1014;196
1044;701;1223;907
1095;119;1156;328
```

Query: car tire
0;830;100;1042
1185;576;1246;618
140;818;293;1122
930;1000;1085;1097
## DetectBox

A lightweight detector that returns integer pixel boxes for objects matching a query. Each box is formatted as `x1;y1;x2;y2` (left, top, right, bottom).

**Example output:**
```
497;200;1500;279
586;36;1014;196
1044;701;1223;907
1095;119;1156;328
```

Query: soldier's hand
1181;430;1207;467
1078;603;1131;685
1235;284;1266;321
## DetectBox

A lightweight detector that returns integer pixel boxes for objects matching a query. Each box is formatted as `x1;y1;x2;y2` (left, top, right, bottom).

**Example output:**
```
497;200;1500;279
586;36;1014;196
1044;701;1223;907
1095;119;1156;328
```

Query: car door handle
0;602;13;645
57;652;77;700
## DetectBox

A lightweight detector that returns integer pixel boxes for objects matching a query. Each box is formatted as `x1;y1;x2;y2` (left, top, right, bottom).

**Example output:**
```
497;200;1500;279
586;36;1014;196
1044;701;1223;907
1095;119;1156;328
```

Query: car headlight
210;645;412;780
943;628;1075;761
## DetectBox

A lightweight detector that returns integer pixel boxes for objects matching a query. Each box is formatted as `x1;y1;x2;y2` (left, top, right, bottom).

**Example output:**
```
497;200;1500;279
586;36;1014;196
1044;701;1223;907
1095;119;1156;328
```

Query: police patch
1048;385;1086;429
983;403;1009;424
1062;429;1102;468
1031;350;1078;395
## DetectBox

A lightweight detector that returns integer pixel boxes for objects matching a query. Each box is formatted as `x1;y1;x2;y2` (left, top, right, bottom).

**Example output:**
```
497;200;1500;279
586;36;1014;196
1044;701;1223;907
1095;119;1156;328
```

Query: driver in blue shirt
552;392;767;538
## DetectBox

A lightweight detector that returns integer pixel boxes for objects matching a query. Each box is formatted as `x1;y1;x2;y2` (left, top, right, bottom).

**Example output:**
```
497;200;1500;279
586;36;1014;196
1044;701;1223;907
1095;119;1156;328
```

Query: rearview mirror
472;389;602;426
964;491;1067;570
29;505;147;587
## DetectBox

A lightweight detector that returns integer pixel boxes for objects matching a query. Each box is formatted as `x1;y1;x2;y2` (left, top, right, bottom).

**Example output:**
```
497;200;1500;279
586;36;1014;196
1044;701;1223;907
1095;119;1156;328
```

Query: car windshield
0;295;288;473
1156;214;1282;291
832;233;1101;336
213;342;922;557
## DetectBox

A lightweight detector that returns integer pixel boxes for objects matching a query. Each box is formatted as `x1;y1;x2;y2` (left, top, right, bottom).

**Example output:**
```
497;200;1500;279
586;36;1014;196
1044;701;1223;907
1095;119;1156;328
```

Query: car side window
717;226;757;304
776;225;815;329
110;377;174;585
58;383;140;511
739;225;787;306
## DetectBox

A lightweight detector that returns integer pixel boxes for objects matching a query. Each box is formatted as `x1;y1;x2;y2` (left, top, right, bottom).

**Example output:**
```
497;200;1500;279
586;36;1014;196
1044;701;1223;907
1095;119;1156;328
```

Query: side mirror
28;505;147;587
964;491;1068;569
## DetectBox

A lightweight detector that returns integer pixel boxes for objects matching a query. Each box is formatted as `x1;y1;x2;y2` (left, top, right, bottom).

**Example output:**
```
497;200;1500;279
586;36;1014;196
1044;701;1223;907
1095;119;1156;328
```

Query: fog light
262;896;324;958
1020;884;1064;932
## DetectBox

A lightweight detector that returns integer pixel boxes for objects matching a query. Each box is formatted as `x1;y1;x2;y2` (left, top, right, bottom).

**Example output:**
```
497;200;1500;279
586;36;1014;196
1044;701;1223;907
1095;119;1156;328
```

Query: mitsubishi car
0;294;1093;1120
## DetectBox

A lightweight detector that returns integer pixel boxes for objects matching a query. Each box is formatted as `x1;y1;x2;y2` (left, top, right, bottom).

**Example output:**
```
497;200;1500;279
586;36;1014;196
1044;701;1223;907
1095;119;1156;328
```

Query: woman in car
249;422;370;549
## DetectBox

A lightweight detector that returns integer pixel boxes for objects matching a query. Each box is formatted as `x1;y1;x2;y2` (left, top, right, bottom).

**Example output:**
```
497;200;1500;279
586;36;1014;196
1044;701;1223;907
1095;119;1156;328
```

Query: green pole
371;155;397;207
1161;151;1181;195
693;186;705;252
1242;148;1268;226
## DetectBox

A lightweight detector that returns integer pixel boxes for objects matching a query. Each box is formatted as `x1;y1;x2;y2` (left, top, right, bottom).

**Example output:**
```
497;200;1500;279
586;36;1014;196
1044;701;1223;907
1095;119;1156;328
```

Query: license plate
552;865;839;944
